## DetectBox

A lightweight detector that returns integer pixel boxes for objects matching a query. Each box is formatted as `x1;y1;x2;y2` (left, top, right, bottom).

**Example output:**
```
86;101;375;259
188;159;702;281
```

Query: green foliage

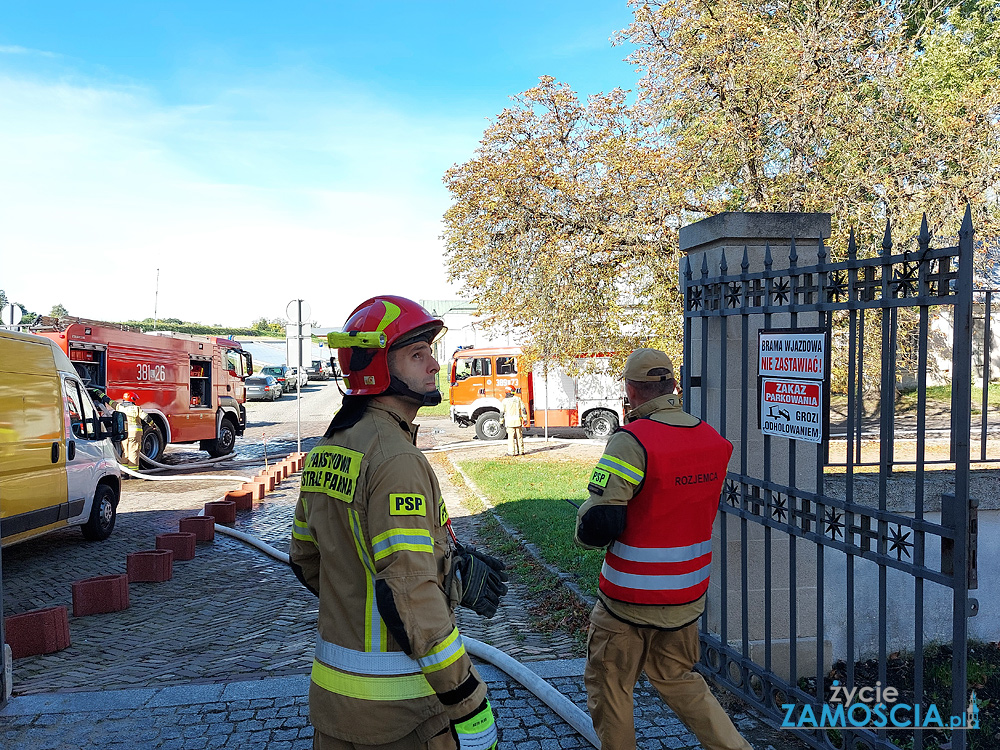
49;303;69;318
455;457;603;597
122;318;263;337
252;317;286;336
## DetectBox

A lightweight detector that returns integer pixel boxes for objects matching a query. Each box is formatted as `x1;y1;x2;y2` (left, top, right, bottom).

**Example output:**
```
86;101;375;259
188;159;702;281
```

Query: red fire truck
35;322;253;463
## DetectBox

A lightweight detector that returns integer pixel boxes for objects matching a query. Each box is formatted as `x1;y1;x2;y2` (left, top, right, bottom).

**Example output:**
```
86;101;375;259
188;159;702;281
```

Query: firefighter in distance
115;391;152;471
501;385;528;456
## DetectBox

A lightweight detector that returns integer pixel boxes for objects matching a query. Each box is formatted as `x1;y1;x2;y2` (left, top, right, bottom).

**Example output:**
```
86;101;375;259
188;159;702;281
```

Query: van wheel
140;423;165;468
585;410;618;440
82;484;118;541
475;411;506;441
205;417;237;457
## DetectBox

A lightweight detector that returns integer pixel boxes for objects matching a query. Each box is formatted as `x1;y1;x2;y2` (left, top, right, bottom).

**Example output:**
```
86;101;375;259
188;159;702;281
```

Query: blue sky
0;1;638;327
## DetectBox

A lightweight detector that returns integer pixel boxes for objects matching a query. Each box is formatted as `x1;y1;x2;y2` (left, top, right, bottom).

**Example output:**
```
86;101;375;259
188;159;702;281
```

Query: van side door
0;336;68;544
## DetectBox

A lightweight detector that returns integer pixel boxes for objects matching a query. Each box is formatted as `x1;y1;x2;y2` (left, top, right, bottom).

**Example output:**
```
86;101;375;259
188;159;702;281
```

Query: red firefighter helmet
121;392;140;404
505;386;516;396
329;296;445;397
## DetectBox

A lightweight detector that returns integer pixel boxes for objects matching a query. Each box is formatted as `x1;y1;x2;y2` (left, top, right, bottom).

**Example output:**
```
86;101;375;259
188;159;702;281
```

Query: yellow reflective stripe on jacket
371;528;434;561
348;508;386;652
415;627;466;674
597;454;644;485
311;659;434;701
292;517;315;544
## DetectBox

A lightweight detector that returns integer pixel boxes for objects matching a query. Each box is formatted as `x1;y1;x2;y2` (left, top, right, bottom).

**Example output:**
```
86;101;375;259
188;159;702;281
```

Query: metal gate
681;209;981;750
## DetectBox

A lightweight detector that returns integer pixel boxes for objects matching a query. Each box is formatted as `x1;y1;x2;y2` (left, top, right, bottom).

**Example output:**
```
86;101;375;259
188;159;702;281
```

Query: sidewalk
0;444;783;749
2;657;778;750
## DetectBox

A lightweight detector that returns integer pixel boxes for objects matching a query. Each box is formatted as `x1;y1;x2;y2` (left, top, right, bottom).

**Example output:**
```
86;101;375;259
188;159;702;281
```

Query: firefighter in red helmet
290;295;508;750
115;391;152;471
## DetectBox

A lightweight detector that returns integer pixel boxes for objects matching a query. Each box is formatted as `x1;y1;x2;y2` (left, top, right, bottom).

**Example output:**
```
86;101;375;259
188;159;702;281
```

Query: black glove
450;698;499;750
455;545;508;618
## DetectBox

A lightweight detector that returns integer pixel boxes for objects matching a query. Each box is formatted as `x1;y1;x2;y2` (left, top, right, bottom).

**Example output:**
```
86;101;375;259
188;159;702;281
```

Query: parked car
261;365;297;392
288;366;309;390
245;375;282;401
305;360;330;381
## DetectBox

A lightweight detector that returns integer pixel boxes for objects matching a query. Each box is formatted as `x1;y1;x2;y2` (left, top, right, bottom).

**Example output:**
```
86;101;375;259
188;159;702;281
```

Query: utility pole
153;268;160;329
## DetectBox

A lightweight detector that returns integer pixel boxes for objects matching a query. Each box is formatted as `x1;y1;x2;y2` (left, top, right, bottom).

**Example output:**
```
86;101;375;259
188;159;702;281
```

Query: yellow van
0;328;127;546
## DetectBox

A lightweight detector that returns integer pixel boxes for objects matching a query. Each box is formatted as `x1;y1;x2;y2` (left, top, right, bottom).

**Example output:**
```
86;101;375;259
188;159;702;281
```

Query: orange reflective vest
598;418;733;606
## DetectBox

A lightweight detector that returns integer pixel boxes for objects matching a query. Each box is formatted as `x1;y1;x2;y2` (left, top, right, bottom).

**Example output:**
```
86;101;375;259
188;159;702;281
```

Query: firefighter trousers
314;721;454;750
122;434;141;470
584;602;752;750
506;426;524;456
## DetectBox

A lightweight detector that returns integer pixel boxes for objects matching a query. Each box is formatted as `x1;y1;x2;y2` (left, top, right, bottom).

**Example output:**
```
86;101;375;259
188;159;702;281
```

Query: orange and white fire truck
35;322;253;463
448;346;625;440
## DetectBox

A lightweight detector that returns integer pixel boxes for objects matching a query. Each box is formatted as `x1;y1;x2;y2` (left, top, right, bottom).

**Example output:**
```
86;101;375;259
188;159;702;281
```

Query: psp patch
390;493;426;516
590;467;611;488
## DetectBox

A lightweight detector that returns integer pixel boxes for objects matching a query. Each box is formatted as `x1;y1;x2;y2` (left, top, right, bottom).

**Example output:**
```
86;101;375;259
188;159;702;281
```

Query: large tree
443;79;686;365
443;0;1000;363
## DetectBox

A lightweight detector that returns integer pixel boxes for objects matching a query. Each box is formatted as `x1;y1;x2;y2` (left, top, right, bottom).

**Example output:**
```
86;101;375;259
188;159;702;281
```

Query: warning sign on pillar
758;331;826;380
760;378;823;443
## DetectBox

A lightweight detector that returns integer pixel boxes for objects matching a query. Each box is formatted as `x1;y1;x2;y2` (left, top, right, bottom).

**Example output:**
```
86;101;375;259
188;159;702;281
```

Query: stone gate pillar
679;212;832;681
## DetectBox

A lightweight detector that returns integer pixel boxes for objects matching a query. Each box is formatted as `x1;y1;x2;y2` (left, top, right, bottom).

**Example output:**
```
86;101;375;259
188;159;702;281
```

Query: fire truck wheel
140;423;165;467
584;410;618;440
81;484;118;541
474;411;507;441
205;417;237;457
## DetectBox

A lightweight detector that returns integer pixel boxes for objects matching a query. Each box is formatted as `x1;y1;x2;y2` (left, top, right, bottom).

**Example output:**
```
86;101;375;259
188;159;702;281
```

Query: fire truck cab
36;323;253;464
449;347;625;441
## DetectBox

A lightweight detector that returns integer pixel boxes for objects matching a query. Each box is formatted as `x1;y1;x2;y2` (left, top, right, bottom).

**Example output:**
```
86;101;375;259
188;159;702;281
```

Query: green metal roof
419;299;478;316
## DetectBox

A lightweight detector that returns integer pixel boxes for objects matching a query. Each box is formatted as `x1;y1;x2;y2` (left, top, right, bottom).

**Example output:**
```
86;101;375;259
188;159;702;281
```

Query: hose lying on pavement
119;465;255;483
198;502;601;749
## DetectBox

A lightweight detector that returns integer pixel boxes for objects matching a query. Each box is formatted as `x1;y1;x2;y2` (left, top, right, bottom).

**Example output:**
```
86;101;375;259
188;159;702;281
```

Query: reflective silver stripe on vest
608;539;712;564
315;636;421;675
601;561;712;591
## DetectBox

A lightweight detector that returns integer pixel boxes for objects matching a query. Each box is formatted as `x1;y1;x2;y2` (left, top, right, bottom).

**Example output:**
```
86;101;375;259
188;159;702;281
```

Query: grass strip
432;453;593;652
451;457;604;599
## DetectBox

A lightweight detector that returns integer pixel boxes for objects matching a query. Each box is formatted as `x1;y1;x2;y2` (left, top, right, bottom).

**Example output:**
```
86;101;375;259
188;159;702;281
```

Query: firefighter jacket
575;394;732;628
115;401;149;438
289;401;487;745
501;395;527;429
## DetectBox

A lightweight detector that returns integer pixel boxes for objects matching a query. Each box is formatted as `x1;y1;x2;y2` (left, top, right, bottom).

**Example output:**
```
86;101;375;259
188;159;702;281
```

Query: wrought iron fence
682;209;980;750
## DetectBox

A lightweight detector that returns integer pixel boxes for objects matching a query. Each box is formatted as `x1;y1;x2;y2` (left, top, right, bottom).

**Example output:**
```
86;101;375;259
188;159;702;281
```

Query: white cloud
0;45;56;57
0;71;480;327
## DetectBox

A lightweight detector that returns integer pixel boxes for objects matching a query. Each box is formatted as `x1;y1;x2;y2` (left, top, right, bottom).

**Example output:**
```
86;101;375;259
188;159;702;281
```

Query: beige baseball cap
622;348;675;382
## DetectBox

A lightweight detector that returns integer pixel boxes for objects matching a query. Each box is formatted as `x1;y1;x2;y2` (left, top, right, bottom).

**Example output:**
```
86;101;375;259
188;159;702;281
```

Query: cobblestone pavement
1;662;781;750
1;387;794;749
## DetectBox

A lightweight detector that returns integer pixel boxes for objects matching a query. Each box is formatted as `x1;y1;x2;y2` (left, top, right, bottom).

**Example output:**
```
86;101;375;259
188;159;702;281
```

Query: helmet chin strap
388;375;442;407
